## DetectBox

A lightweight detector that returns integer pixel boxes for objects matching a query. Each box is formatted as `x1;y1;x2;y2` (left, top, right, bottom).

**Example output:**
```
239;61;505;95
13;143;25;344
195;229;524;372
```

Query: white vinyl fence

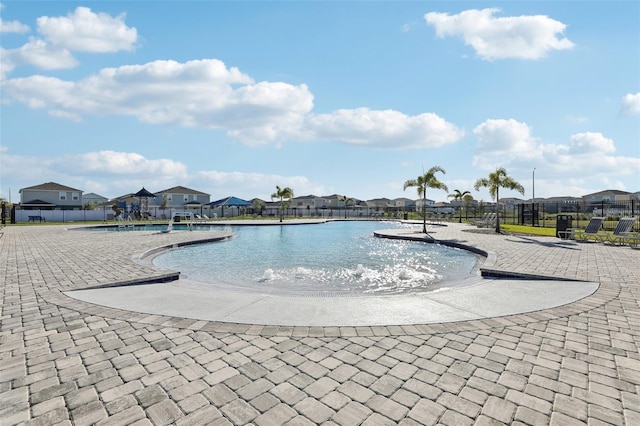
15;208;189;223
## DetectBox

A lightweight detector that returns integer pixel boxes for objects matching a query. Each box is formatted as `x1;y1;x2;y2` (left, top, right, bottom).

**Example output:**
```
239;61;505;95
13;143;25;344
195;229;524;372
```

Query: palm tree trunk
495;188;500;233
422;188;427;234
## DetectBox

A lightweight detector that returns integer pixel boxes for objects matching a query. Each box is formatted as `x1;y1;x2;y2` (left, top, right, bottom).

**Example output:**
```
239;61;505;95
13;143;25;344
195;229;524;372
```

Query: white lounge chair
473;213;496;228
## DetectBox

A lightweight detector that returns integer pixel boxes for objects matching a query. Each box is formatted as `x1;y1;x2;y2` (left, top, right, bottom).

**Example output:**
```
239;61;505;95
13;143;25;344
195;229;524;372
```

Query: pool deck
1;220;640;425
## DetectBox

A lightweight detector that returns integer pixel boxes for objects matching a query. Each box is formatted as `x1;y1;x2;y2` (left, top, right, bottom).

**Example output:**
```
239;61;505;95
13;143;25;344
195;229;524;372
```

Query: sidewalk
1;222;639;425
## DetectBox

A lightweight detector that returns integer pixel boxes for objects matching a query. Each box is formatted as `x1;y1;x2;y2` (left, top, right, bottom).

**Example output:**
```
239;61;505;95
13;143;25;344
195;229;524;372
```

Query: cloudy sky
1;1;638;203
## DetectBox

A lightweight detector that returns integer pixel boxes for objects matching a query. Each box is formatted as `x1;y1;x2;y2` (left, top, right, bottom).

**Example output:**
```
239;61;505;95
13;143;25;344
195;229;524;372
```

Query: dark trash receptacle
173;215;181;222
556;215;573;238
403;212;408;220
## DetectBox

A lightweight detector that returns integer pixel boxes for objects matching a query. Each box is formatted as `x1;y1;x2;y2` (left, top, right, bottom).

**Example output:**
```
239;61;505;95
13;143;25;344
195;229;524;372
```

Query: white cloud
306;108;464;149
36;7;137;52
621;92;640;115
473;118;541;168
424;8;575;60
66;151;187;179
0;47;16;79
472;119;639;184
14;150;188;180
0;7;137;76
6;38;78;70
0;149;190;197
566;132;615;155
542;132;640;176
0;147;324;200
1;58;462;149
0;18;30;33
1;75;75;108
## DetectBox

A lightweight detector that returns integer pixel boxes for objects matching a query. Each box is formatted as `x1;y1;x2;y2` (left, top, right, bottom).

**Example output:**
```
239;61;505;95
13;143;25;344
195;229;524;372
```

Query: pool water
152;221;480;295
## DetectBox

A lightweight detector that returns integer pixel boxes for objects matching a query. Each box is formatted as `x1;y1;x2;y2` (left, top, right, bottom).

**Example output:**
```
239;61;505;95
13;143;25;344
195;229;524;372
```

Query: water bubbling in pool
153;221;479;295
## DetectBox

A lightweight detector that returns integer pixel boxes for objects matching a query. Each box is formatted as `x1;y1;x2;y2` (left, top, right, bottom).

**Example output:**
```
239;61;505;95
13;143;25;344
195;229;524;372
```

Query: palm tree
462;193;474;222
403;166;449;234
271;186;294;222
341;195;354;219
474;167;525;233
448;189;471;223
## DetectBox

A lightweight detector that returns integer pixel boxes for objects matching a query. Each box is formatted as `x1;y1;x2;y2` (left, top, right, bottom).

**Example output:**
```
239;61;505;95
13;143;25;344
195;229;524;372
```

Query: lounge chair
600;217;638;245
473;213;496;228
565;217;604;241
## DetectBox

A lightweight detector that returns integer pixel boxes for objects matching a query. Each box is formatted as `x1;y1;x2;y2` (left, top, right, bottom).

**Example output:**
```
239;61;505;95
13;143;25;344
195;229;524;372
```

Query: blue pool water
152;221;480;295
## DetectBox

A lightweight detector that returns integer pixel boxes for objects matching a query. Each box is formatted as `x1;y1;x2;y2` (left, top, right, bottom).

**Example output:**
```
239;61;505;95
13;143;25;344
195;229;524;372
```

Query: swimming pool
151;221;480;295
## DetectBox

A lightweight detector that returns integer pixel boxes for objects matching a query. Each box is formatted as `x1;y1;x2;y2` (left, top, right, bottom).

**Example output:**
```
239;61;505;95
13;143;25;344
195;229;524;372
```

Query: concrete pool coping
64;225;599;327
65;276;599;327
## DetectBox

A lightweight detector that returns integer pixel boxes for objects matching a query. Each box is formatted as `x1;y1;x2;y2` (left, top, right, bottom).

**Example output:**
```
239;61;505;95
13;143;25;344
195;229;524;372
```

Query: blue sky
1;1;638;203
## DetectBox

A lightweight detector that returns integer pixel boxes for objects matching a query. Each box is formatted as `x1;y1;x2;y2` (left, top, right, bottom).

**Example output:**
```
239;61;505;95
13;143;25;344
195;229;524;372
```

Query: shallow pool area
151;221;480;295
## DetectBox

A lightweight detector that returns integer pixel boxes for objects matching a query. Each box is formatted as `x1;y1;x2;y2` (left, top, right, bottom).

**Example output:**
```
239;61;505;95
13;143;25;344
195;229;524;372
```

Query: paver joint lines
1;222;639;425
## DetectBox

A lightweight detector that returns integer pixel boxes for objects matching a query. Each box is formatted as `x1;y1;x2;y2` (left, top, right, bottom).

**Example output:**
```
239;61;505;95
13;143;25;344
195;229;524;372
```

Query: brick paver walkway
1;223;639;425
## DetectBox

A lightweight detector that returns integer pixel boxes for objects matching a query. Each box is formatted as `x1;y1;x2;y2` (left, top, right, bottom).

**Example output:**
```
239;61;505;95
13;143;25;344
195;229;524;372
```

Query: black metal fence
509;199;638;230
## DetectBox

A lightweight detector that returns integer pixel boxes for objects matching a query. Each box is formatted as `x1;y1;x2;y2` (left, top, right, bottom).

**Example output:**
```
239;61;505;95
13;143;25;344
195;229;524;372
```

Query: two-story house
583;189;635;216
19;182;83;210
82;192;109;207
152;186;211;210
392;197;416;212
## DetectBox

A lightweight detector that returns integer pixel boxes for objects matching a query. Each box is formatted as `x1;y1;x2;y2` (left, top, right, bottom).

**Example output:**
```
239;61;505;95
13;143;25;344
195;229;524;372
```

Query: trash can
403;212;408;220
556;215;573;238
173;215;181;223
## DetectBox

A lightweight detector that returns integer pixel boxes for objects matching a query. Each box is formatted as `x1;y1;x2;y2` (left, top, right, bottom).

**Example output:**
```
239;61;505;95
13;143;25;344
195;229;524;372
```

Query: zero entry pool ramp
64;227;599;327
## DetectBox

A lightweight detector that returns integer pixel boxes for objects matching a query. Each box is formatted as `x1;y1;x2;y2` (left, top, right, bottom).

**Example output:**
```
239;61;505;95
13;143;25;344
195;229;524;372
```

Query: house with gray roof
582;189;632;203
152;186;211;209
19;182;83;210
82;192;109;206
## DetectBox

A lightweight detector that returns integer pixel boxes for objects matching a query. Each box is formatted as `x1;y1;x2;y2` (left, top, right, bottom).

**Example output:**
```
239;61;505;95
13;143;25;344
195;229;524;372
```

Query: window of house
72;192;80;201
184;195;189;202
59;192;66;201
167;195;172;201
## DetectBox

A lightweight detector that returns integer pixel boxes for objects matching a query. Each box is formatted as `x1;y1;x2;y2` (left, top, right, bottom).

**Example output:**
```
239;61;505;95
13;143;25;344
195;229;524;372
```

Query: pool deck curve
1;220;639;425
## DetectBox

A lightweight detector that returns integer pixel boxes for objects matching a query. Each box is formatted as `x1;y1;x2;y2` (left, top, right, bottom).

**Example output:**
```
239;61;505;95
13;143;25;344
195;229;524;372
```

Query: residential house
583;189;635;216
365;198;395;216
499;197;525;211
392;197;416;212
291;195;328;216
322;194;359;217
152;186;211;211
19;182;83;210
82;192;109;207
535;196;583;214
582;189;631;203
415;198;436;211
432;201;455;214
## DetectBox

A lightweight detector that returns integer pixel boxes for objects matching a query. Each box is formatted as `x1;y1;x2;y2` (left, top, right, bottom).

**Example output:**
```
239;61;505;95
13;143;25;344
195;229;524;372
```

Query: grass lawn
500;224;558;237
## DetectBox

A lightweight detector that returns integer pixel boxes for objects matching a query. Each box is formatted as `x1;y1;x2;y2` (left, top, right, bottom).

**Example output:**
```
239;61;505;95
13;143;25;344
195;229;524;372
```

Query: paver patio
1;221;639;425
